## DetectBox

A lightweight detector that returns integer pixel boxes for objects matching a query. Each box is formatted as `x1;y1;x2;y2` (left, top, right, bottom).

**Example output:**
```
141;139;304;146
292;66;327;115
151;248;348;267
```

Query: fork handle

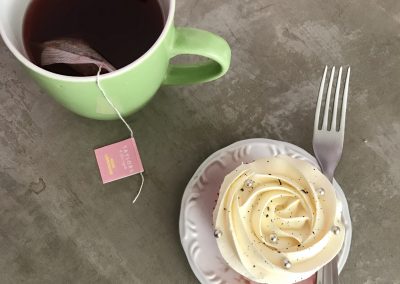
316;256;339;284
320;164;335;183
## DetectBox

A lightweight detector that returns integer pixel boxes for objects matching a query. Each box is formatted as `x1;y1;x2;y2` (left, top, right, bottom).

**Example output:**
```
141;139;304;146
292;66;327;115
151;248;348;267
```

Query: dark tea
23;0;165;76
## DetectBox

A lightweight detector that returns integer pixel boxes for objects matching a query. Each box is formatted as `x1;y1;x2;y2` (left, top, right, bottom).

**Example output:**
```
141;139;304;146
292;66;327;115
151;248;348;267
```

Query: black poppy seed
253;265;256;268
240;188;244;191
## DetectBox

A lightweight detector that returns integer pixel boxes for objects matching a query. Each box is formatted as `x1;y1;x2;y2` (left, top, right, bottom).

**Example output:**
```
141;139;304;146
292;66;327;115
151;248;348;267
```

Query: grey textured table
1;0;399;283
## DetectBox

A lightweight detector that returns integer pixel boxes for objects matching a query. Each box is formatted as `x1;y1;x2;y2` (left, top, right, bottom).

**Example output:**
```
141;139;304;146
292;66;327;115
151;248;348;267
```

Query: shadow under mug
0;0;231;120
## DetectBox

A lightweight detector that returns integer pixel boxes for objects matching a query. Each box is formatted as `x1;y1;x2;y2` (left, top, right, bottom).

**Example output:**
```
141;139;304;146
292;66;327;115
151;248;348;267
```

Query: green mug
0;0;231;120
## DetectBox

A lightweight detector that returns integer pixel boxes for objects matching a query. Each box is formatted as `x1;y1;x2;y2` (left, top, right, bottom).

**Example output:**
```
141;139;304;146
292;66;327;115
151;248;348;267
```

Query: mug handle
163;27;231;85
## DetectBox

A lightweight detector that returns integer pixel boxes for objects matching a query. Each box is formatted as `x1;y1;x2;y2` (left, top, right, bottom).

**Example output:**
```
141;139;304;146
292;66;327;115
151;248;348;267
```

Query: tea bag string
96;66;144;204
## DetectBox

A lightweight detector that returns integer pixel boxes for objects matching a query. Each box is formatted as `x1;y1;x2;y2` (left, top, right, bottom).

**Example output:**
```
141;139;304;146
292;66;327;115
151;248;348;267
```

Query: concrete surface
1;0;400;283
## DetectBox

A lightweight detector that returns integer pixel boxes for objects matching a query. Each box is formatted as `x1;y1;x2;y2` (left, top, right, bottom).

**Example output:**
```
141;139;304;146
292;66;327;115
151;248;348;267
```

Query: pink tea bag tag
94;138;144;184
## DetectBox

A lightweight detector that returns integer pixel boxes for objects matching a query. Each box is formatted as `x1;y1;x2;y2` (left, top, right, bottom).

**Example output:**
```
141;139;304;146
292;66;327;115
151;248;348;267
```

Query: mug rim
0;0;175;82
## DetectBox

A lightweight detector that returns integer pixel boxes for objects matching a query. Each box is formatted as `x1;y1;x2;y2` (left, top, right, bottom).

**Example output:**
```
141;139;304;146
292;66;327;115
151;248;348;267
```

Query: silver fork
313;66;351;284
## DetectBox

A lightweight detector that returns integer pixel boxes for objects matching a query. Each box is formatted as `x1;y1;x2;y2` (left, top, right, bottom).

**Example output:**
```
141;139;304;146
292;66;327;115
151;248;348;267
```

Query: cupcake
213;155;345;284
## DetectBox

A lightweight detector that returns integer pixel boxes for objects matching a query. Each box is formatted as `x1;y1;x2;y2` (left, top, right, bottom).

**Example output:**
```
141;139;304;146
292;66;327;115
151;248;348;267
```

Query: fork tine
340;67;351;132
331;66;343;131
315;66;328;131
322;66;335;130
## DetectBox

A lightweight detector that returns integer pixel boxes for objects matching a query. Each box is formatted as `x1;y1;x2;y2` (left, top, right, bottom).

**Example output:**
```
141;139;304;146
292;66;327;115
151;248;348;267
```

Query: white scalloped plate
179;138;352;284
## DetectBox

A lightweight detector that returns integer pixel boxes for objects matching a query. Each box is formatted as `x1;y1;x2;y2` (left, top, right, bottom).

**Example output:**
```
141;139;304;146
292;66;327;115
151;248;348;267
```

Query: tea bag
40;38;116;76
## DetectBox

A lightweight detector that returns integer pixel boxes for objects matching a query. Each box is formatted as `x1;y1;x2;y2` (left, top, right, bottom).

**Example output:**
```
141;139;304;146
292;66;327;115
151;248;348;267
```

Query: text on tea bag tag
95;138;144;184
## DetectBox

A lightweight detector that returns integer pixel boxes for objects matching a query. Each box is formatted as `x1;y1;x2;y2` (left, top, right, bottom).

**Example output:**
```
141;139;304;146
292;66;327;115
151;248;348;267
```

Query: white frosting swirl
213;155;345;284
